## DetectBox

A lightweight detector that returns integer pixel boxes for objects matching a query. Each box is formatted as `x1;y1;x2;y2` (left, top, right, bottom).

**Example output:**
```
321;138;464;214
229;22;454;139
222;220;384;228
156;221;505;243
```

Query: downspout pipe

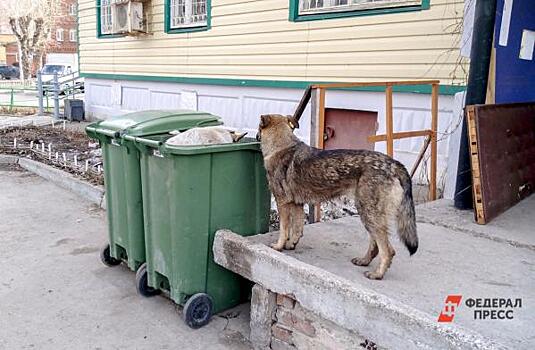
454;0;497;209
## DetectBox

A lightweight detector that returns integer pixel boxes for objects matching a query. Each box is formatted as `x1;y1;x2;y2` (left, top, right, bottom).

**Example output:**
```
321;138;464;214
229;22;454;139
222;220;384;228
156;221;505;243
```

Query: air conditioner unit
111;1;144;34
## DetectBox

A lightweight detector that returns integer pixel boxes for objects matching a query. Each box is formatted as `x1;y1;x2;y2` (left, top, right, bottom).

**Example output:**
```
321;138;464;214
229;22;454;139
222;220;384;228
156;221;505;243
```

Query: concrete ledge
214;230;506;350
0;154;20;165
2;155;105;208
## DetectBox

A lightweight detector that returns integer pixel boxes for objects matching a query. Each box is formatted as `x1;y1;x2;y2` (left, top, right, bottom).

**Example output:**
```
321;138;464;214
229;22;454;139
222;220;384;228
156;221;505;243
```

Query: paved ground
250;199;535;348
417;197;535;250
0;164;251;350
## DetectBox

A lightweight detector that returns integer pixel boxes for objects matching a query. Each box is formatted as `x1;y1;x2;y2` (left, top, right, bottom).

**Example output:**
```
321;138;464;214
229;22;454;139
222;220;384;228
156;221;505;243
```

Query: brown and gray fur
257;114;418;280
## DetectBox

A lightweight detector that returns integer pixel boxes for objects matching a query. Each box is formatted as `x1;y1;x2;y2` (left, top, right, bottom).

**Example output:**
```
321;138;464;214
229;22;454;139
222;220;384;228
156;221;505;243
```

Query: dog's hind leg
354;182;395;280
272;203;290;251
351;238;378;267
364;229;395;280
285;203;304;250
351;196;379;266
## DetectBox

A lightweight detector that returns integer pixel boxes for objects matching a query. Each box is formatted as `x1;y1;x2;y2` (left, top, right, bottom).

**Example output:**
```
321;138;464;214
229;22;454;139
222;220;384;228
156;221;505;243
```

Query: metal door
323;108;378;151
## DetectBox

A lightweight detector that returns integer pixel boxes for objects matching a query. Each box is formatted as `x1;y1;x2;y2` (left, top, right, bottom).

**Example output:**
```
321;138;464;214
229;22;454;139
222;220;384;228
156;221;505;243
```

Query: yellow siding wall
0;47;5;64
78;0;467;85
0;34;16;64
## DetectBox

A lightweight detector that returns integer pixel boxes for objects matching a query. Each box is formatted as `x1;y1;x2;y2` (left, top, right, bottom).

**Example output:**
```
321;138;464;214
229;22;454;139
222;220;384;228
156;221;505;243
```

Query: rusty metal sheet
323;108;378;151
467;102;535;224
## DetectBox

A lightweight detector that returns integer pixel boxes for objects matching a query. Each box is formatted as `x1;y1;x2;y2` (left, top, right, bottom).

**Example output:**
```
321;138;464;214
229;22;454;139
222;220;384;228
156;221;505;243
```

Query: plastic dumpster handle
86;126;120;138
123;135;163;147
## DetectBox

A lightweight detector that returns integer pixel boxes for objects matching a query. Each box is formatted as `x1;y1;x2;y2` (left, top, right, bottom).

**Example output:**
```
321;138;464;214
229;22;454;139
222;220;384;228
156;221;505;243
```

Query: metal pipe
37;71;43;115
53;73;60;119
454;0;497;209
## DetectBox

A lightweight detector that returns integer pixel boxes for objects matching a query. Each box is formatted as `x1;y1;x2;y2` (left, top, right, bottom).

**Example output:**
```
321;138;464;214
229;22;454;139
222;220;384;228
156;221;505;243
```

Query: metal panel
494;0;535;103
323;108;377;150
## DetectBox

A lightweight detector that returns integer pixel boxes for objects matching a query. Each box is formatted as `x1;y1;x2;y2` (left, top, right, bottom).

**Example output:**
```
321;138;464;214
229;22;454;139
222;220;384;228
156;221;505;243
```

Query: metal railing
0;84;49;113
0;79;36;89
0;72;84;117
37;71;85;118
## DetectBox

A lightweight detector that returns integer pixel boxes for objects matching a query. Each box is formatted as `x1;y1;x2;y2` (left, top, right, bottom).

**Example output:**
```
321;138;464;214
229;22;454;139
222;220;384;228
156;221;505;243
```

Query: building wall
47;0;78;55
5;43;18;66
78;0;467;85
84;77;456;186
0;34;16;64
0;46;5;64
250;285;378;350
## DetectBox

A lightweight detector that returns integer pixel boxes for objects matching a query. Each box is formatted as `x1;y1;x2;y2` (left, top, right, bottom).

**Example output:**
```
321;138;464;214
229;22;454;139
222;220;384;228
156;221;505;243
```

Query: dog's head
256;114;299;142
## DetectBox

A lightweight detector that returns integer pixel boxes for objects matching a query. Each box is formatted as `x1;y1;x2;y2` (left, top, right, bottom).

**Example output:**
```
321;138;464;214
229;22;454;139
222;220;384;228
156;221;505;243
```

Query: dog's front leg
285;203;304;250
271;203;291;251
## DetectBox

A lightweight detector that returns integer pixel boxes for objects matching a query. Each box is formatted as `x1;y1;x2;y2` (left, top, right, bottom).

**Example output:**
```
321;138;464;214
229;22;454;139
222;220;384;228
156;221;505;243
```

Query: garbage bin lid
96;110;222;137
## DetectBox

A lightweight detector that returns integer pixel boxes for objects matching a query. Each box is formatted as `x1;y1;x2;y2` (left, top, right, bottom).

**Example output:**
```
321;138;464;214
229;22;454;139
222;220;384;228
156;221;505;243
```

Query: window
166;0;211;33
300;0;421;14
56;28;64;42
290;0;429;21
69;29;77;42
99;0;113;35
69;3;77;15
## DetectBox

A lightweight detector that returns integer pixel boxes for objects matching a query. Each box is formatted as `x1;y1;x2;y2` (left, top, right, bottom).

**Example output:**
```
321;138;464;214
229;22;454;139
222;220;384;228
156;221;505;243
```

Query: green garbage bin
130;136;270;328
85;110;222;272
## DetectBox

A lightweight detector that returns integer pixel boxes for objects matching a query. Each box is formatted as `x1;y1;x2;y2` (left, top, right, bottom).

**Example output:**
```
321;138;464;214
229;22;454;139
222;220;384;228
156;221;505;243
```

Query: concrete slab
0;167;251;349
215;214;535;349
417;198;535;250
0;115;54;129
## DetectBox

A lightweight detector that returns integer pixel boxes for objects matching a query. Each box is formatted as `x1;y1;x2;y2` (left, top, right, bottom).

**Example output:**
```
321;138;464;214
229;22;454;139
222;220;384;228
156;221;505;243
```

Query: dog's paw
351;257;370;266
270;242;284;251
364;271;384;280
284;241;296;250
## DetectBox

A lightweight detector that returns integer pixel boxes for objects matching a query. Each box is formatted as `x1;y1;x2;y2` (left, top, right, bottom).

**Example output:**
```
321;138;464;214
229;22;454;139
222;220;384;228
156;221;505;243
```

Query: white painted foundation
84;78;461;190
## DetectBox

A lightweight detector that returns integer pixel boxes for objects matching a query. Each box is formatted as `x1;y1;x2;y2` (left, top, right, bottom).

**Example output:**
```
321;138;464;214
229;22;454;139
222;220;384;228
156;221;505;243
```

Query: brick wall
6;43;18;66
47;0;77;55
250;284;381;350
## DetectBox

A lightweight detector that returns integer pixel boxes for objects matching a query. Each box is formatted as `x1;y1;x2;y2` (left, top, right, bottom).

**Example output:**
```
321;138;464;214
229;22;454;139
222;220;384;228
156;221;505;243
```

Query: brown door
323;108;378;151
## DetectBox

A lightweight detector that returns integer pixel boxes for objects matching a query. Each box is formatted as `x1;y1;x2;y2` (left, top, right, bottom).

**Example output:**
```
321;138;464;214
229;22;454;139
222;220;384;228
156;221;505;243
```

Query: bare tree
4;0;60;80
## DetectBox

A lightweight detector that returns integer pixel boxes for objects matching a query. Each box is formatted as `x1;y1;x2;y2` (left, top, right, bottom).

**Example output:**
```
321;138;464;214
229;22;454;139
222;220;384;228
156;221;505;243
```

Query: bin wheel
100;244;121;267
183;293;213;329
135;263;161;297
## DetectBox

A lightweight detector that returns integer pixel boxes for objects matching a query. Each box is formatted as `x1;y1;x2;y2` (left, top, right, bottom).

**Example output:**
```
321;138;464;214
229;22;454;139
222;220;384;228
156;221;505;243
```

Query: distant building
44;0;79;69
0;0;78;71
0;7;17;65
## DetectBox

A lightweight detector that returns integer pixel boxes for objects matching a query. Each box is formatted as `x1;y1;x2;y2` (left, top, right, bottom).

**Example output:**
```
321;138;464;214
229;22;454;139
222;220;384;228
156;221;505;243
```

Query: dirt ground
0;125;103;185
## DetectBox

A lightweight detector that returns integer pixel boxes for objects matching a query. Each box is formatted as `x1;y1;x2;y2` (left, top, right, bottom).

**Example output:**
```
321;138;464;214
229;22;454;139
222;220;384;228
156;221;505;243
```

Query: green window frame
96;0;123;38
165;0;211;34
289;0;430;22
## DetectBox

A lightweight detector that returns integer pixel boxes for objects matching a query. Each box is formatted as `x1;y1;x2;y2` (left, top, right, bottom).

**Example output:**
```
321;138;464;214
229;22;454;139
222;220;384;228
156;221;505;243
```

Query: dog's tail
396;168;418;255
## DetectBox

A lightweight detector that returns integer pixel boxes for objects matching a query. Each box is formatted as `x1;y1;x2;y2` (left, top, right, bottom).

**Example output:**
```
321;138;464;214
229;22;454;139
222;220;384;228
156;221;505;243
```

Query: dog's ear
260;115;271;129
231;131;248;142
287;115;299;129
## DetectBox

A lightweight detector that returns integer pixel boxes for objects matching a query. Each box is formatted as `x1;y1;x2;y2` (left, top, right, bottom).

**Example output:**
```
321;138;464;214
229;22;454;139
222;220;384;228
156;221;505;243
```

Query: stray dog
257;114;418;280
166;126;247;146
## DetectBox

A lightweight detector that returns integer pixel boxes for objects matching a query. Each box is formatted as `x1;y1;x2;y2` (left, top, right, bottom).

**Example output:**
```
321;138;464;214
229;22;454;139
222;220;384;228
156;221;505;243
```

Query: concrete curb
0;154;20;164
0;155;105;208
213;230;508;350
